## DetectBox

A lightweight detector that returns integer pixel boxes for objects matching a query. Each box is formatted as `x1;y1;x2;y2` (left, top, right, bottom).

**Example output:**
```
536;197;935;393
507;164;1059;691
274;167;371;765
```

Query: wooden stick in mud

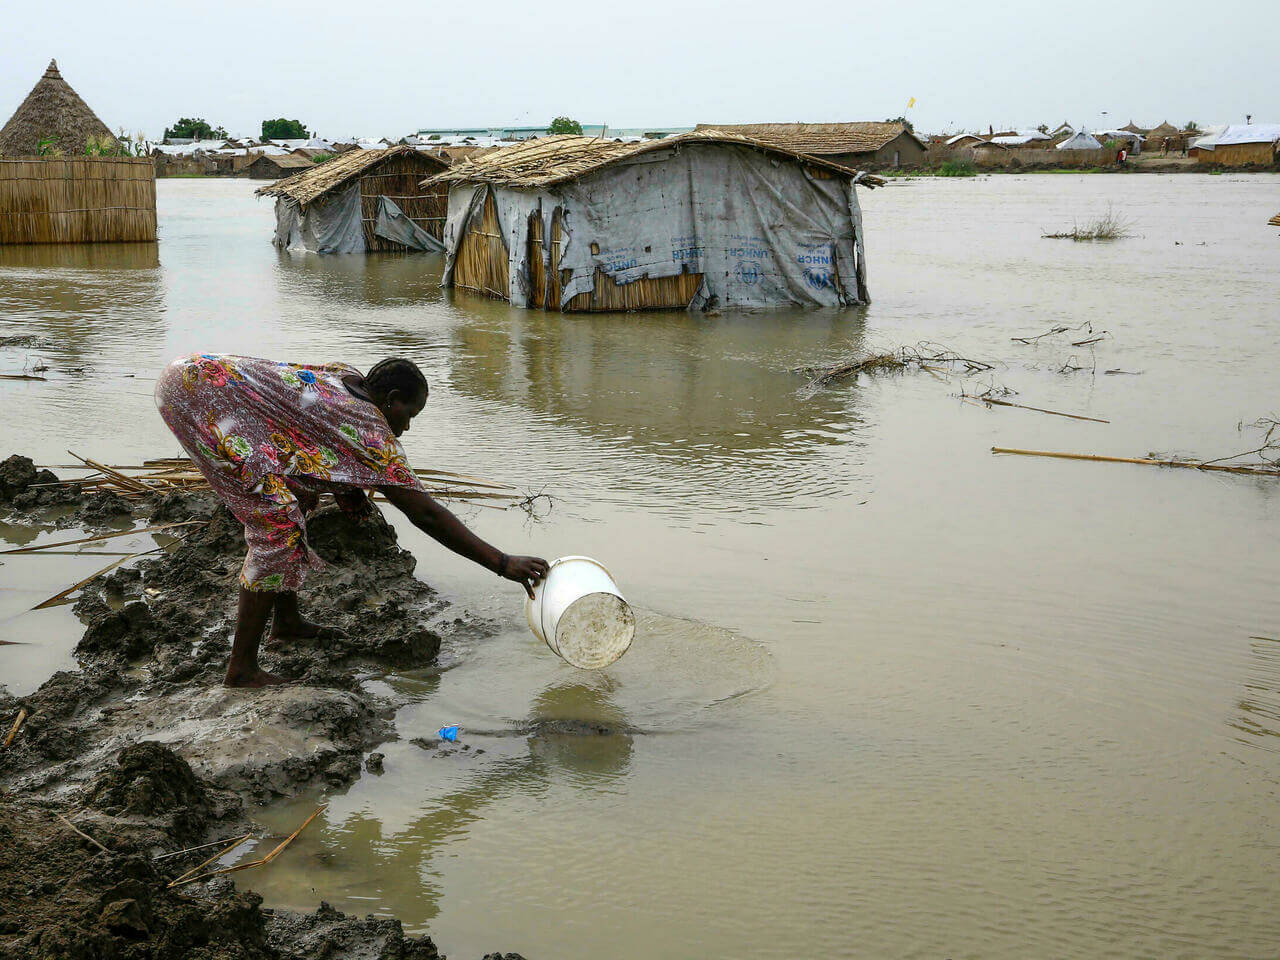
54;812;109;853
0;373;47;381
67;451;150;492
4;709;26;748
168;805;326;888
991;447;1280;476
973;397;1110;423
166;834;254;886
0;521;204;555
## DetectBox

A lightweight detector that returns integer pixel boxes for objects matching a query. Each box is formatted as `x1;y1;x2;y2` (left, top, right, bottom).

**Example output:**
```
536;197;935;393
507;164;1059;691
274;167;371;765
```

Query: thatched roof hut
0;60;117;157
255;145;448;253
1120;121;1148;134
245;152;314;180
424;131;881;311
693;121;927;168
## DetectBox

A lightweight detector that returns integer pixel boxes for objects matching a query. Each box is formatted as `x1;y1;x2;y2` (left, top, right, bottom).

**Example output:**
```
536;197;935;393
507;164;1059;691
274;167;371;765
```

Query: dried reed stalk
0;521;205;555
167;834;253;886
168;806;326;888
4;709;27;748
54;812;109;853
991;447;1280;476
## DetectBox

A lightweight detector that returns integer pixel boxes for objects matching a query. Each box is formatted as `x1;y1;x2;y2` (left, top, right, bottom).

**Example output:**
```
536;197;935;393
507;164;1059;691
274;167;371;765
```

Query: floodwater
3;174;1280;958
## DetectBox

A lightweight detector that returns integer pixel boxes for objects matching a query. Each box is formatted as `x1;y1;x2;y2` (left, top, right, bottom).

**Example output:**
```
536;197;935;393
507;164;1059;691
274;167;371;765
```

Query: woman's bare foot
224;666;288;688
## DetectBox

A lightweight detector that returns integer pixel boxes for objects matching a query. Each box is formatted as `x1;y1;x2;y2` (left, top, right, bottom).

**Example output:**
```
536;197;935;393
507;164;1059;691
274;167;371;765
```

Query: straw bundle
423;132;885;190
0;157;156;243
452;191;510;299
39;454;520;508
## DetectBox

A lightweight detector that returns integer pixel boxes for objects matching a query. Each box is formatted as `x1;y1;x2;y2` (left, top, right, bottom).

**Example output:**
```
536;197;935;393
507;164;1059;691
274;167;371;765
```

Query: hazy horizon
3;0;1276;141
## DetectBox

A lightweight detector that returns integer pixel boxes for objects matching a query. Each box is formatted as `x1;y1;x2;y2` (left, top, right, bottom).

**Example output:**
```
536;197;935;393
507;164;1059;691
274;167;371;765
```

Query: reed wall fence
0;157;156;244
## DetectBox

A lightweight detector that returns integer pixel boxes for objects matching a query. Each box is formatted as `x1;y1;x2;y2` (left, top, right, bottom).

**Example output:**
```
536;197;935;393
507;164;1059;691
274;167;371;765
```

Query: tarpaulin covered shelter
1057;131;1103;150
424;131;881;311
256;146;448;253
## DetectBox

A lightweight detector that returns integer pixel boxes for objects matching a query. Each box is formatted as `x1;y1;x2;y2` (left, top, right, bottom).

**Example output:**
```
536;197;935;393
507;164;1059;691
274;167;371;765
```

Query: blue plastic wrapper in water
438;725;460;742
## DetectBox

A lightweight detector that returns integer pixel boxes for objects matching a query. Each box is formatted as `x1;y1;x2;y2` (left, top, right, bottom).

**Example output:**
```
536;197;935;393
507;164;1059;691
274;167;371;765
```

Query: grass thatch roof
693;121;926;155
0;60;117;158
1270;212;1280;227
1147;121;1179;138
255;145;447;206
422;131;883;190
1120;121;1148;134
248;153;313;171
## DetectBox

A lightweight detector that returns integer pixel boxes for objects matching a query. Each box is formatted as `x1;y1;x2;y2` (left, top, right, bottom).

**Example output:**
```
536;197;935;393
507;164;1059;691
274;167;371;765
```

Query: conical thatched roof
0;60;117;157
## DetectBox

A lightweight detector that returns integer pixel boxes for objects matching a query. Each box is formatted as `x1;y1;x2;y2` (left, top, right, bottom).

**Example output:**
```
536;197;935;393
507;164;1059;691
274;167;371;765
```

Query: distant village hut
256;145;448;253
694;121;927;169
1057;131;1103;150
1196;125;1280;166
245;153;314;180
0;60;155;244
425;132;880;312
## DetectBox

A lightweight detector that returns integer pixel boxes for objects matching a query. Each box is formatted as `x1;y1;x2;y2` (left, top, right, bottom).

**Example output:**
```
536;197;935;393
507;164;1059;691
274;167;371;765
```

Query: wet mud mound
1;458;518;958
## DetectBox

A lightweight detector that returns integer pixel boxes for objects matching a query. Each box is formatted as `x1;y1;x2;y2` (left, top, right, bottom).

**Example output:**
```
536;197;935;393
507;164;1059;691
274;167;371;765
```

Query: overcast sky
3;0;1277;140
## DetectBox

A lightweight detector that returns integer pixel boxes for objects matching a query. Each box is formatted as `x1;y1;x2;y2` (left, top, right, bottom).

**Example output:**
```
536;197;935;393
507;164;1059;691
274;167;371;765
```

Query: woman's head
365;358;427;436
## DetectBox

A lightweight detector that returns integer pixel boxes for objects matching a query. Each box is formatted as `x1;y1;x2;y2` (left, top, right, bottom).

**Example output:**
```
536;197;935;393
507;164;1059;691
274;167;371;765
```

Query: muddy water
3;175;1280;958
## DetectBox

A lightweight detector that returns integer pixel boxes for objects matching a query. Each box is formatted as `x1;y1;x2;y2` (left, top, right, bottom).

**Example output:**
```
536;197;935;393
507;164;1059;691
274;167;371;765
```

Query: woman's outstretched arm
378;485;548;597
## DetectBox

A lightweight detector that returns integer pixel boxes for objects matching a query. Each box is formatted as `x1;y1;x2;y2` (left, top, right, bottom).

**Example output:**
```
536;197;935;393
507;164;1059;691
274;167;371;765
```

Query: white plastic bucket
525;556;635;669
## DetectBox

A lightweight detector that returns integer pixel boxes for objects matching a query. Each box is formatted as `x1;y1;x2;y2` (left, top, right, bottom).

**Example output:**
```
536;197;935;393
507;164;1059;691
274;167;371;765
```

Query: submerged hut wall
255;146;448;253
0;157;156;244
429;132;880;312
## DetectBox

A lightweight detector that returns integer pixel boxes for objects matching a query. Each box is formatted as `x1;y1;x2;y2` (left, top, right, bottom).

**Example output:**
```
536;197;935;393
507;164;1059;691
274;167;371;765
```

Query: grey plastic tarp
373;196;445;252
273;188;443;254
440;142;868;309
272;183;365;253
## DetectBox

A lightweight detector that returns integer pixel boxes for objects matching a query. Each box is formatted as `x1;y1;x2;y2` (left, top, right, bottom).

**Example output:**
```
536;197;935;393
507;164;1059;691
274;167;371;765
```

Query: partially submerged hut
425;131;880;311
0;60;117;157
255;146;448;253
245;152;313;180
694;121;927;169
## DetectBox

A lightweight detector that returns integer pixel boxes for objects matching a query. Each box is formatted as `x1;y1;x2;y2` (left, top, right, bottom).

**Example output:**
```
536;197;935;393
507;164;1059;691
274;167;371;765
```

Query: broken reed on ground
5;452;526;609
1042;206;1134;241
41;452;520;509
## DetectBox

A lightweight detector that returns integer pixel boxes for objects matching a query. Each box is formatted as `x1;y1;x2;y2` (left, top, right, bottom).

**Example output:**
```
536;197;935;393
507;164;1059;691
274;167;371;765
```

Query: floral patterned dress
155;354;423;592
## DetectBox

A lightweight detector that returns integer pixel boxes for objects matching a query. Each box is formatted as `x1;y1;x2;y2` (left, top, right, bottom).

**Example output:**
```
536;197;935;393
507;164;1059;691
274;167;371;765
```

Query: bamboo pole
991;447;1280;476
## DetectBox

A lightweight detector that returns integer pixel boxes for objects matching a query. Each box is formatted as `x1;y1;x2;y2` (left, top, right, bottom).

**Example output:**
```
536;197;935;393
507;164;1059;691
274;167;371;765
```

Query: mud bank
0;456;519;959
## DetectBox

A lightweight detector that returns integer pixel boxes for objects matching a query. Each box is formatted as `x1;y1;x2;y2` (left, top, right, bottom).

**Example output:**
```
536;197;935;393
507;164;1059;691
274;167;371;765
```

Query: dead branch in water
1011;325;1068;345
961;387;1109;423
514;488;557;524
798;342;994;392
